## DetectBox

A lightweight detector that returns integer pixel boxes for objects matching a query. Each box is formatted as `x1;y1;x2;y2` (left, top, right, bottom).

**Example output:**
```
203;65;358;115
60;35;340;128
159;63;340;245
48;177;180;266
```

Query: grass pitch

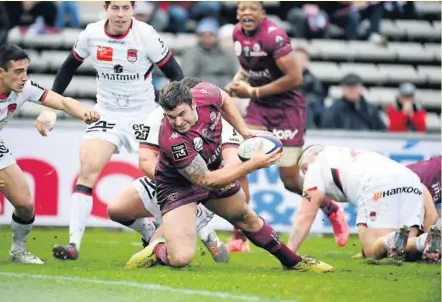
0;227;440;302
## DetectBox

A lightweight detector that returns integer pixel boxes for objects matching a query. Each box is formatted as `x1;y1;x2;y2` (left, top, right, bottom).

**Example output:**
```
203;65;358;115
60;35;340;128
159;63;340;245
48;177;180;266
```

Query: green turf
0;226;440;302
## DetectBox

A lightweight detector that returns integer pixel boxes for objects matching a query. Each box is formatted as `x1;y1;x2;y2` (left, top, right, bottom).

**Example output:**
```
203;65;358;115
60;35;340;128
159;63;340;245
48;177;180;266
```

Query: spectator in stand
56;1;80;29
386;83;426;133
181;18;236;89
293;46;325;129
321;73;386;131
158;1;222;33
133;2;168;31
286;2;329;39
4;1;58;29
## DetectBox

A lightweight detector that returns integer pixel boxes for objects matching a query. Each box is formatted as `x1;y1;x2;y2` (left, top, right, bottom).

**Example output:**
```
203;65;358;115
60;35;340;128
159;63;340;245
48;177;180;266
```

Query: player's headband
297;145;324;166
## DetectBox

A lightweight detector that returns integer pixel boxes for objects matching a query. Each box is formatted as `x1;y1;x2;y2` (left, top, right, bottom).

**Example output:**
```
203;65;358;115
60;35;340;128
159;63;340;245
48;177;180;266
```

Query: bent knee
168;247;195;268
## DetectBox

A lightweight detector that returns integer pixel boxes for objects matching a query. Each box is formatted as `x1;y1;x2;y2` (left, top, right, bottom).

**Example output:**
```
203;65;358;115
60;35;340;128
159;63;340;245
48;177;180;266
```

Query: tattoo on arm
178;155;225;190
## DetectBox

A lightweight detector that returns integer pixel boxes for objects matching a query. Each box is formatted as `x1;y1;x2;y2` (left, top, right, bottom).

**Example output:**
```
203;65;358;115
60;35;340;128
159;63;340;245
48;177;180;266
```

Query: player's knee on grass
166;233;196;268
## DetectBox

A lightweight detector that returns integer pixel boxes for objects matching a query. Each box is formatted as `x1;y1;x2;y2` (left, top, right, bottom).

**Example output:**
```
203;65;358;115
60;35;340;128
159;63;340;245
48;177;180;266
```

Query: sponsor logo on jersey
98;73;140;82
208;145;221;165
273;129;298;140
193;137;203;152
127;49;137;63
108;40;125;45
243;68;271;79
171;143;188;161
373;186;422;201
96;46;113;62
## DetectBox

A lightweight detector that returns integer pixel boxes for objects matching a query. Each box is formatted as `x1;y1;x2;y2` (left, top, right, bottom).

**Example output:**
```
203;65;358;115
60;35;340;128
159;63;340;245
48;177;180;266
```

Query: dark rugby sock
320;196;339;216
242;220;302;267
154;243;170;266
233;228;248;241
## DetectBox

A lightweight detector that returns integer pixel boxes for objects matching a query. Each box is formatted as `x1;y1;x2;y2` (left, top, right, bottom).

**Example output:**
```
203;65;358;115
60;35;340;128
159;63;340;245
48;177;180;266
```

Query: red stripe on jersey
140;143;159;152
156;50;172;67
39;89;49;103
221;143;239;150
0;93;10;100
72;48;84;62
305;187;318;192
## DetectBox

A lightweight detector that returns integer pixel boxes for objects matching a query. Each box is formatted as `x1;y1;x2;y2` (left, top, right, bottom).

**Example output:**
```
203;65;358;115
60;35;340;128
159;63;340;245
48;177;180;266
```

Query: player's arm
178;151;280;191
219;89;250;138
423;185;438;231
257;51;302;98
41;90;99;123
139;147;159;180
288;188;325;253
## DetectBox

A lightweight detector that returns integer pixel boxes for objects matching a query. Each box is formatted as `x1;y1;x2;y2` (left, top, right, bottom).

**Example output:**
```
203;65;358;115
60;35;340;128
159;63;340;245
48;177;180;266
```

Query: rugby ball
238;134;283;162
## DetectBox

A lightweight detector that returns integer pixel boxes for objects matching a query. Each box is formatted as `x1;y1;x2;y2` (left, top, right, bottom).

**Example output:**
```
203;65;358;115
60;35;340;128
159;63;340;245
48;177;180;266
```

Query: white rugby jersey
73;18;171;113
303;146;409;206
0;80;47;132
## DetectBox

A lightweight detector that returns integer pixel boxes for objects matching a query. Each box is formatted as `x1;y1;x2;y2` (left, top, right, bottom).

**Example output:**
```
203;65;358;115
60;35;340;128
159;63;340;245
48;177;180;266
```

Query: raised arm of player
178;146;281;191
219;89;251;138
41;90;99;124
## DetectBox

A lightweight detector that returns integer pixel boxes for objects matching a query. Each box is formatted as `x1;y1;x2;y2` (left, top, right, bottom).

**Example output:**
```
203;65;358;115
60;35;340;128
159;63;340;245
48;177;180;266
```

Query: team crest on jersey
7;103;17;116
127;49;138;63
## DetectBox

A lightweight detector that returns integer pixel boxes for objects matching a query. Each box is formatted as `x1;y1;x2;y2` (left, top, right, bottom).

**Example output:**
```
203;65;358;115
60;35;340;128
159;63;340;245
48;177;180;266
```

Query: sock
382;231;396;250
232;228;248;241
416;233;428;252
320;197;339;216
242;220;302;267
11;213;35;253
119;218;156;242
198;225;212;242
436;218;441;227
69;185;93;250
154;243;170;265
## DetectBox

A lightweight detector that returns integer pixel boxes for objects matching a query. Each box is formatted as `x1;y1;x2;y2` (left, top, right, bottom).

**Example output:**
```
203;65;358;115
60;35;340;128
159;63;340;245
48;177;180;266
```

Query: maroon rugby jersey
232;18;305;109
407;156;441;204
155;82;223;187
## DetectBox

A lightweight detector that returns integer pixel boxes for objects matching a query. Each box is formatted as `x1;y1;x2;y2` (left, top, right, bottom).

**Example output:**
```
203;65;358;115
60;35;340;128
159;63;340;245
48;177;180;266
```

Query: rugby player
353;156;441;261
226;1;348;252
107;77;252;263
0;44;99;264
125;81;333;272
288;145;436;262
35;1;184;260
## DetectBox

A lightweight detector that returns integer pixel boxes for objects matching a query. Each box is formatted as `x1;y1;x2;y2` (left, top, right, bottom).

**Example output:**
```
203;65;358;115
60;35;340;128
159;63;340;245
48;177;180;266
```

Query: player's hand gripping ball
238;133;283;162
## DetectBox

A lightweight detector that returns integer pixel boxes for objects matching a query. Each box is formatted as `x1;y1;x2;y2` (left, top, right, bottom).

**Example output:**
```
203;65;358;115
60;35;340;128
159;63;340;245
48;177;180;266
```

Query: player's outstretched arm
41;90;99;123
178;148;282;191
219;89;250;137
139;148;159;180
288;189;324;253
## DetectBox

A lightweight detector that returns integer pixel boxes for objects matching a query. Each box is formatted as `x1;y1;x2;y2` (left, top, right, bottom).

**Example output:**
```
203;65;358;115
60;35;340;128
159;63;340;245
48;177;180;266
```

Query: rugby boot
388;225;410;260
125;237;166;268
10;250;44;264
423;225;441;264
52;243;79;260
328;207;350;247
285;256;334;273
200;230;229;263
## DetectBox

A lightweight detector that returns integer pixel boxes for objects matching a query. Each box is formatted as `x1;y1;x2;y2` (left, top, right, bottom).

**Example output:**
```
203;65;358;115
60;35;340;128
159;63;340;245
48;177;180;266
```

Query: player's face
105;1;133;35
0;59;29;93
165;102;197;133
237;2;265;32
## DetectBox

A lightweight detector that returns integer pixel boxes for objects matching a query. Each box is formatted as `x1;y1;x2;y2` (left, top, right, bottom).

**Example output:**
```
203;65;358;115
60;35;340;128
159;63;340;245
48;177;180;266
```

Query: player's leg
126;202;198;268
53;120;119;260
0;158;43;264
205;183;334;272
107;177;158;246
222;145;251;252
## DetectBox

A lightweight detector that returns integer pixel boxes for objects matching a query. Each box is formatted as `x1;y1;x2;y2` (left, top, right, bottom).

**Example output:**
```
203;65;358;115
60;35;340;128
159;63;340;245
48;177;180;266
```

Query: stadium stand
6;1;441;132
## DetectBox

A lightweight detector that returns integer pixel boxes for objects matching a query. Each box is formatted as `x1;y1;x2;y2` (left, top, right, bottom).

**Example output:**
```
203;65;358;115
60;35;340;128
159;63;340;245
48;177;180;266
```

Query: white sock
416;233;428;252
11;214;34;253
69;191;93;250
198;225;213;242
382;231;396;250
127;218;156;242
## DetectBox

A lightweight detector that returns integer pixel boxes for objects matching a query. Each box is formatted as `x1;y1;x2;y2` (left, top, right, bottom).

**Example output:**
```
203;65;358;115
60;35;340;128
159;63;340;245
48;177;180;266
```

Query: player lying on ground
225;1;348;252
288;145;438;262
125;80;333;272
35;1;185;261
0;44;99;264
352;156;441;261
107;77;250;263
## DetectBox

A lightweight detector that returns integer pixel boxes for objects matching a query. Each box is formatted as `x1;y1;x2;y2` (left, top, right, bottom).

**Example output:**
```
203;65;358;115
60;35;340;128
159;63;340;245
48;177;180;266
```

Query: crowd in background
0;1;436;133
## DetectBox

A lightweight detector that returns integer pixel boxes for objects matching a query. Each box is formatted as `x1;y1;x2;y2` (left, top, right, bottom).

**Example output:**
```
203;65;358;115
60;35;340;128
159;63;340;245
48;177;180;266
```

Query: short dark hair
180;77;203;89
0;44;29;71
104;1;135;8
159;81;193;111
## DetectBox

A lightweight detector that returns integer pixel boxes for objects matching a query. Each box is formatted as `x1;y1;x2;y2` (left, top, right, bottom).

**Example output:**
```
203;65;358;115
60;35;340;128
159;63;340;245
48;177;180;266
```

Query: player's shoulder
232;22;243;38
191;82;221;105
262;18;288;37
132;18;159;37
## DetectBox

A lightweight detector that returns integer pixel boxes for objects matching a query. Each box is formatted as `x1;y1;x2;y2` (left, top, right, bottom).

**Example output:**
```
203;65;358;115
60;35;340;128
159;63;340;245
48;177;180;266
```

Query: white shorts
356;171;425;229
221;119;243;148
84;110;150;154
132;177;214;232
0;140;16;170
